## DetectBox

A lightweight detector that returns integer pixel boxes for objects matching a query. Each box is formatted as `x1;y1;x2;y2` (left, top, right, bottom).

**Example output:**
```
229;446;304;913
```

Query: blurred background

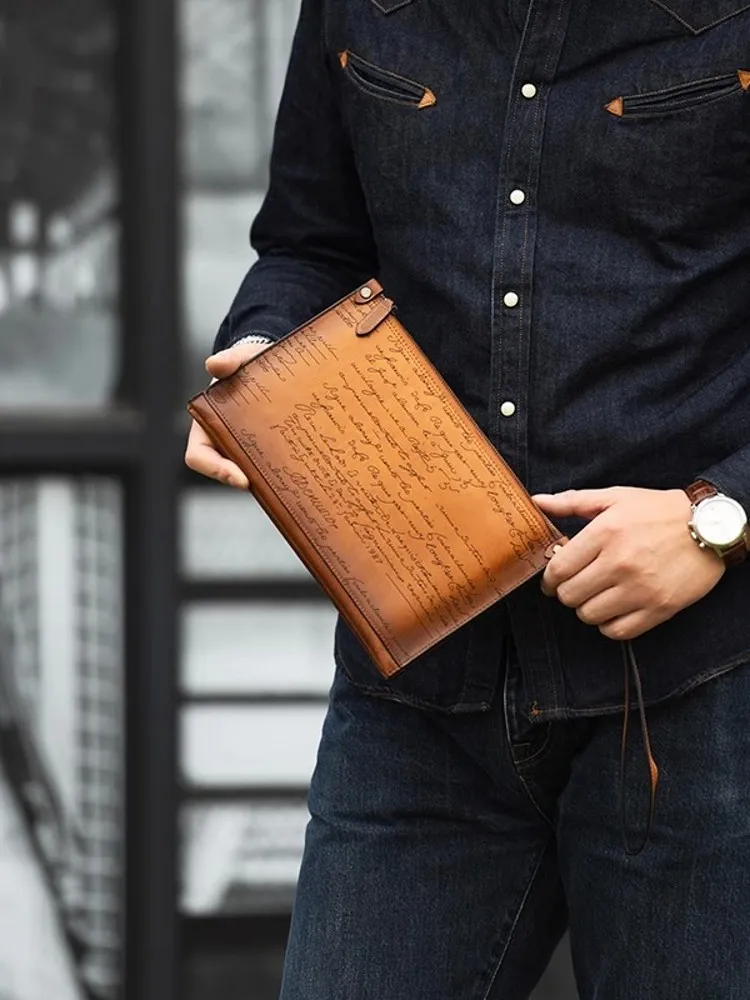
0;0;576;997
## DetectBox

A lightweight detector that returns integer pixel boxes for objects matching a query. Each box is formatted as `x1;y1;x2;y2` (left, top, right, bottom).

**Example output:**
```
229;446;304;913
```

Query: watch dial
694;496;748;547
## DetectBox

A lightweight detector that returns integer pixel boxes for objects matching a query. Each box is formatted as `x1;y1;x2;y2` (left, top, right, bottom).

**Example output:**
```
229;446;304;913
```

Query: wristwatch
684;480;749;568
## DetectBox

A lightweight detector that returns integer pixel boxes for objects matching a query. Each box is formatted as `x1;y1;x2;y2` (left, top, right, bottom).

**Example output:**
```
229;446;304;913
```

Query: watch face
693;496;748;548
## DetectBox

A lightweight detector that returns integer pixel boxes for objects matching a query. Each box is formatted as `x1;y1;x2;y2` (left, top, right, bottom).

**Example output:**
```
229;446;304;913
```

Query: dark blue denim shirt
215;0;750;720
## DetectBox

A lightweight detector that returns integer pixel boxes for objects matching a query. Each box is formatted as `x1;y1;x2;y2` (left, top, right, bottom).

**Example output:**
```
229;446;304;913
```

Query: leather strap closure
356;296;396;336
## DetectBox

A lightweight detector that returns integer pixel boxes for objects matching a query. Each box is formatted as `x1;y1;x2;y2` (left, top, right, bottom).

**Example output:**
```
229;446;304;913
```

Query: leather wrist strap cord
620;641;660;856
618;473;750;855
599;477;750;855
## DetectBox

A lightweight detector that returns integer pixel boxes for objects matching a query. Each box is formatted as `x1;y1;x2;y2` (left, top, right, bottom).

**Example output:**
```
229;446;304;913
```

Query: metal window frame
120;0;181;996
0;1;181;999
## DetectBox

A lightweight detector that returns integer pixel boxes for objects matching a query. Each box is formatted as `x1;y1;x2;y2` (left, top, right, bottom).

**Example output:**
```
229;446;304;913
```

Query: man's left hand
533;487;725;641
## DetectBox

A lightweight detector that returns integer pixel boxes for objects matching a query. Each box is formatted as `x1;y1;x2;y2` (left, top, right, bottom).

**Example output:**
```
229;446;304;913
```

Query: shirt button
521;83;537;99
509;188;526;205
500;401;516;418
503;291;519;308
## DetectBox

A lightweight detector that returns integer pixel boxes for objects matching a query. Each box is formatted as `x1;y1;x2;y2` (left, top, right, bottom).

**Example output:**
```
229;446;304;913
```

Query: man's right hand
184;341;269;489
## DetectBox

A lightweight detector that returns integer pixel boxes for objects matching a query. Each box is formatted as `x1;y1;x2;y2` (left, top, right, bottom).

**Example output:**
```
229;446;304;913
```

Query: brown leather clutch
187;280;565;679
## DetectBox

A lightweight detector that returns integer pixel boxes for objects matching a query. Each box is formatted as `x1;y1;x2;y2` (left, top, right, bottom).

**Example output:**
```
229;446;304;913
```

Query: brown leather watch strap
684;480;749;568
723;538;749;569
684;479;718;506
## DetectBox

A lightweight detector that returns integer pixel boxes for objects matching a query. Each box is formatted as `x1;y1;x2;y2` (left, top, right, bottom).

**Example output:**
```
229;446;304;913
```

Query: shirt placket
490;0;573;716
490;0;571;469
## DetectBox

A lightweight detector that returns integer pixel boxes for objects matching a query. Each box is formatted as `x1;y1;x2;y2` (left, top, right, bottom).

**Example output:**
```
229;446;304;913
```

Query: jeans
280;650;750;999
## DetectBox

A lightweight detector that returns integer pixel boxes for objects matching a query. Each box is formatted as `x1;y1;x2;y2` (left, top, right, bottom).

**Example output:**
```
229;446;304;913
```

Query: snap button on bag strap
354;280;383;305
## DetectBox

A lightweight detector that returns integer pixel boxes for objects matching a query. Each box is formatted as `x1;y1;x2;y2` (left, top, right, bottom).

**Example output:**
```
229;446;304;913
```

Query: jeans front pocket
604;69;750;118
649;0;750;33
334;601;505;714
338;49;436;108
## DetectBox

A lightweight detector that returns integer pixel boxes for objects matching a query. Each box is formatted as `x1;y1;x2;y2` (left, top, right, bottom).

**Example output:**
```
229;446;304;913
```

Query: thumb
205;341;269;379
532;488;621;520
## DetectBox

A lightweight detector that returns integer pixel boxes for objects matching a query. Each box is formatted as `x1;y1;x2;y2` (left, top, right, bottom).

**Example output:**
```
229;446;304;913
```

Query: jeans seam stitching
334;643;492;713
503;664;555;828
515;724;554;767
529;649;750;720
478;845;551;1000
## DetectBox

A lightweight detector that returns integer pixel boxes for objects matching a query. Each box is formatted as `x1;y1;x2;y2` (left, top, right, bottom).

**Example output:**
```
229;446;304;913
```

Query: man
185;2;750;997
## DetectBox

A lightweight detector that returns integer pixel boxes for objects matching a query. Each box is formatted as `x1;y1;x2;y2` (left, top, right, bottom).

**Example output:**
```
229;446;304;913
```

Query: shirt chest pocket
592;64;750;239
368;0;417;11
604;69;750;117
338;49;436;108
334;44;444;227
649;0;750;33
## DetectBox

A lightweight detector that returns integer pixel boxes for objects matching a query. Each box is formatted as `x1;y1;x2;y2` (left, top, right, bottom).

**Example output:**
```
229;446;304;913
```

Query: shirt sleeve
212;0;378;354
698;444;750;516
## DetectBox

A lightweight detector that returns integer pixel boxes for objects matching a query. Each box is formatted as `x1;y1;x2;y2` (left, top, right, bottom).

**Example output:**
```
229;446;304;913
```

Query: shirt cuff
694;447;750;517
209;335;274;385
213;310;278;353
232;333;274;347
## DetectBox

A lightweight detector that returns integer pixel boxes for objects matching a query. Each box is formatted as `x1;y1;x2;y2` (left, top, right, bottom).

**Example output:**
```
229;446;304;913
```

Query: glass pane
185;939;287;1000
0;5;119;410
0;477;123;999
181;799;309;914
181;485;311;581
0;761;84;1000
182;602;335;696
180;0;302;396
181;704;326;788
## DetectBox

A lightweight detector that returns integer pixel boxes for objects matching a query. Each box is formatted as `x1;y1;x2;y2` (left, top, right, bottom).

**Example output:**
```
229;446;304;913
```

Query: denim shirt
215;0;750;720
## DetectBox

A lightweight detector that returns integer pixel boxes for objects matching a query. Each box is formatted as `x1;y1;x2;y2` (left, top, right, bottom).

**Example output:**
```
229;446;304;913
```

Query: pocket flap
369;0;416;12
650;0;750;33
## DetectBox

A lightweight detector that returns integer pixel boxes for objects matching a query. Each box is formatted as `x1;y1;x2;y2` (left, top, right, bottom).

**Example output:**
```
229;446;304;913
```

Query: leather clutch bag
187;280;565;678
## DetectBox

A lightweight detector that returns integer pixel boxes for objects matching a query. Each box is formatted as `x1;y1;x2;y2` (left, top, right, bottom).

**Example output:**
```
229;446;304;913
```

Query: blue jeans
280;650;750;999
